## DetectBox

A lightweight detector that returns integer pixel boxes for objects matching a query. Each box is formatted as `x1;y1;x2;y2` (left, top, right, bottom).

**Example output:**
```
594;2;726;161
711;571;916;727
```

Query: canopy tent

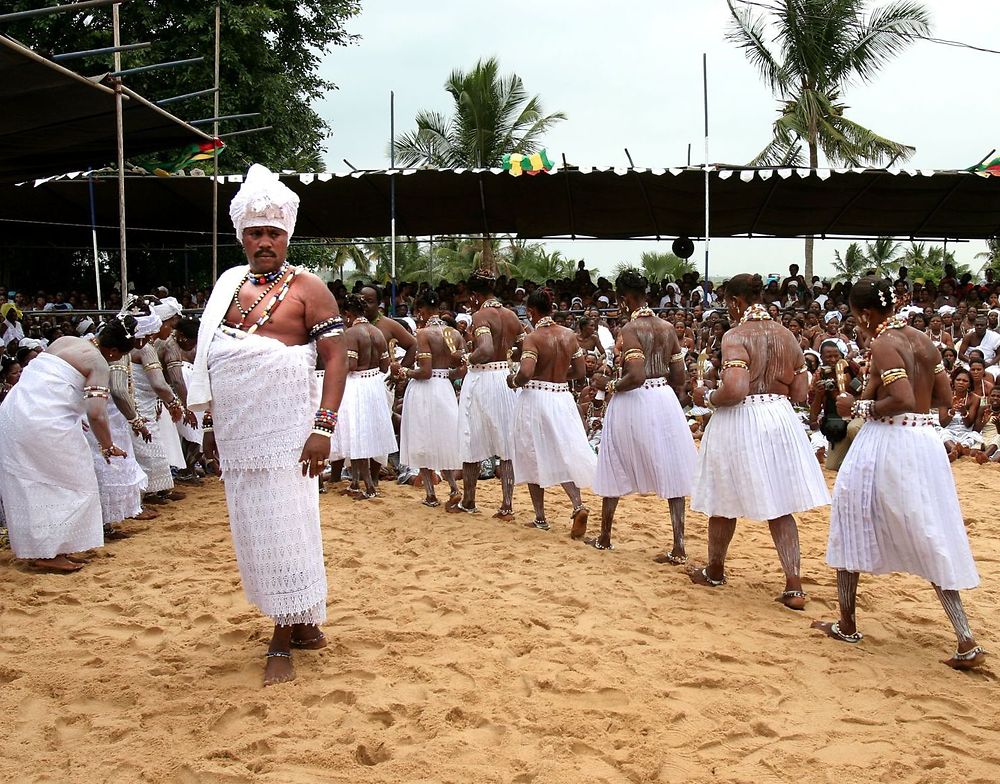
3;166;998;250
0;34;212;183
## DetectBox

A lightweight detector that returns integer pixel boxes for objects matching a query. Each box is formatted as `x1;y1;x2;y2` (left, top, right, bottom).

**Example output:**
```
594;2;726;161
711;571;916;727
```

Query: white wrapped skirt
399;370;461;471
458;362;517;463
692;394;830;520
329;368;398;461
512;380;597;488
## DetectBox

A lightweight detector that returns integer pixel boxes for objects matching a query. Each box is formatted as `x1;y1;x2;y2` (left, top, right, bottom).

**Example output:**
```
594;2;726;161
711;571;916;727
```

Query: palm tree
831;242;866;281
862;236;902;278
899;242;967;284
614;251;696;284
393;58;566;275
726;0;930;280
975;237;1000;277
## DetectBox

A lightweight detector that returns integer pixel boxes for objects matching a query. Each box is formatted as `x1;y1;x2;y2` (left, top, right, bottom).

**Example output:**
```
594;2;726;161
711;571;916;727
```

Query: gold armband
572;347;584;359
722;359;749;371
142;362;163;371
416;352;432;359
514;332;525;343
346;350;359;360
474;326;492;338
380;351;389;360
670;352;684;363
622;349;646;363
880;367;908;386
165;361;185;370
934;362;945;375
793;363;809;375
521;350;538;362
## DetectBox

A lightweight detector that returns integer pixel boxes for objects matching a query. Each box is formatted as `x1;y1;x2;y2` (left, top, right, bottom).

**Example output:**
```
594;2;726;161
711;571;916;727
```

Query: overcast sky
314;0;998;279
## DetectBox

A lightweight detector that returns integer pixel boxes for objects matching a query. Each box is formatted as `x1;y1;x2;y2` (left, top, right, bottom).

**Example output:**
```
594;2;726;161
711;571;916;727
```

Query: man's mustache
254;250;276;258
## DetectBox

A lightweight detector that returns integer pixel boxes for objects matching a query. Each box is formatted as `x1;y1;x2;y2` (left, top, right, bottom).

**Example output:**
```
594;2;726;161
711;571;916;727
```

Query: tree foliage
614;251;696;284
6;0;360;173
899;242;967;284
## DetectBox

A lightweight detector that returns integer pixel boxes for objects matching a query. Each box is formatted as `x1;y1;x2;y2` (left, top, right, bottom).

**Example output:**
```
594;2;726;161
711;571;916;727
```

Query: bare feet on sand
570;507;589;540
30;555;84;573
653;549;687;565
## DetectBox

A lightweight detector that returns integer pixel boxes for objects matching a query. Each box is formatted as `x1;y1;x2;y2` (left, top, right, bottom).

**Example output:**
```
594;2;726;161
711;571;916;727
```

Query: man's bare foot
447;501;478;514
775;590;807;610
948;449;959;463
64;553;90;564
583;536;612;550
570;506;589;539
104;527;131;541
132;509;159;520
30;556;83;573
974;451;989;465
263;651;295;686
943;644;988;670
422;497;440;508
493;508;514;521
164;490;186;501
688;566;726;587
810;620;863;643
653;549;687;565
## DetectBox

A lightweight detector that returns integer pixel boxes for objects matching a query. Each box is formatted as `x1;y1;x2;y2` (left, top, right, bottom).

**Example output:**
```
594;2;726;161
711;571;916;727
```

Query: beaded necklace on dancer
630;305;655;321
739;303;772;325
230;261;298;335
534;315;557;329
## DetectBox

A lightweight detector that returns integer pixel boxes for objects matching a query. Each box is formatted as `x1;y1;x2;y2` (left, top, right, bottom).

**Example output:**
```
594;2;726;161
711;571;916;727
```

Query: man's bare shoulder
291;269;333;297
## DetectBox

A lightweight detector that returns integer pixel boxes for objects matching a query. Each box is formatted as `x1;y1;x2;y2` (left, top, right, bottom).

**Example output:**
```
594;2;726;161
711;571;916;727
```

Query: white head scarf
824;311;842;324
229;164;300;241
938;305;957;316
820;338;848;357
133;312;163;338
152;296;183;322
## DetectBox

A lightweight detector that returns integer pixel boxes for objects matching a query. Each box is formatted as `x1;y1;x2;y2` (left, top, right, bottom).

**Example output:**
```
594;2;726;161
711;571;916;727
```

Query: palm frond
833;1;931;85
725;0;785;92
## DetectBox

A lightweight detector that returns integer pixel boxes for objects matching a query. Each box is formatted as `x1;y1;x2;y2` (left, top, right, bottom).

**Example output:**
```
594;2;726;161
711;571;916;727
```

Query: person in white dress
814;277;985;670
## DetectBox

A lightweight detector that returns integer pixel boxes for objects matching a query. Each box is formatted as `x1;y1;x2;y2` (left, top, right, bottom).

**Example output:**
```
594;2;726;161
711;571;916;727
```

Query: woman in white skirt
510;289;596;535
690;274;830;610
814;277;985;670
590;268;697;555
939;367;983;460
396;291;466;508
329;295;398;499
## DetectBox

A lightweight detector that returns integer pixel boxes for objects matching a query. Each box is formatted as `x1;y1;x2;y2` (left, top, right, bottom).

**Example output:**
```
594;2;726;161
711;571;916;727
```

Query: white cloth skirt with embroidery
594;379;697;499
208;327;327;626
399;370;461;471
86;403;147;526
692;394;830;520
512;381;597;488
130;363;176;493
0;353;103;558
175;361;202;446
329;368;398;461
458;363;518;463
828;414;979;591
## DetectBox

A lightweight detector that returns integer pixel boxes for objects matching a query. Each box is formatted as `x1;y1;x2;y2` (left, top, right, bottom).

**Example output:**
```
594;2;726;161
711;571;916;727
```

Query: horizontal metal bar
156;87;218;105
217;125;272;138
108;56;203;78
0;0;128;23
189;112;260;126
52;41;150;62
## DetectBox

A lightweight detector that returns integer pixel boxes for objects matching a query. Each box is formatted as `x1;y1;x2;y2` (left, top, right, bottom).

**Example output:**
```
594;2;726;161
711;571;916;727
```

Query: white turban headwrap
824;311;842;323
820;338;848;357
152;296;183;322
229;164;300;241
133;312;163;338
938;305;957;316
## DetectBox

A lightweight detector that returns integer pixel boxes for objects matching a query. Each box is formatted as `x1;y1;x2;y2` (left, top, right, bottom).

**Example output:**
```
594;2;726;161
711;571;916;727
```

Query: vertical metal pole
390;90;397;315
88;177;104;309
702;52;710;291
113;3;128;300
211;1;221;283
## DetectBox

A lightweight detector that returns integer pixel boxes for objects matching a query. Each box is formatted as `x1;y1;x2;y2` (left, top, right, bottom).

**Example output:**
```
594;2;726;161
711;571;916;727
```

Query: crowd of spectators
4;258;1000;468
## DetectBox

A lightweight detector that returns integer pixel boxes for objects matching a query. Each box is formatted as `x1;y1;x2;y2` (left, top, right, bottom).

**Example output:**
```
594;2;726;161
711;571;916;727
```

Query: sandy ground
1;461;999;784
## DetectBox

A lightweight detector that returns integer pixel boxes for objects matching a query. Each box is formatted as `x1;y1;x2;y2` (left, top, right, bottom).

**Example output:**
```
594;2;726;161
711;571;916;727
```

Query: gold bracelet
143;362;163;371
622;349;646;363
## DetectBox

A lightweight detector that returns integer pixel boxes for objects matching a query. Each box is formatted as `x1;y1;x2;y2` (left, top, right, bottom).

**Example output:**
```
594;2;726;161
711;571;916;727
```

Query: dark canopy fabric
0;35;212;183
2;166;999;248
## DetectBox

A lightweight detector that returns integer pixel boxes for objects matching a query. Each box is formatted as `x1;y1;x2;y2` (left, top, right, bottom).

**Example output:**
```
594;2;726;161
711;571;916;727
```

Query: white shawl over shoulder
188;264;249;412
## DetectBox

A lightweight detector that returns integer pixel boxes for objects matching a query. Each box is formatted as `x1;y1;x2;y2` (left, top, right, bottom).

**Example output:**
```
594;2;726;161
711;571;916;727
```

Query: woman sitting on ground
969;358;994;399
940;368;983;461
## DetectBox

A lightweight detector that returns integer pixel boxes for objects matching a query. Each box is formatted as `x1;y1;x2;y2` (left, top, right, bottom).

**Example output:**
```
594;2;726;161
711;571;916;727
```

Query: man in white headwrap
189;164;347;687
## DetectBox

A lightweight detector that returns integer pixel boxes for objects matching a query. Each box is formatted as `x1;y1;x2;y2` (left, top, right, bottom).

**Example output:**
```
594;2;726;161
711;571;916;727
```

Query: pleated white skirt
828;413;979;590
692;394;830;520
86;405;147;526
458;363;518;463
399;370;461;471
512;381;597;488
594;378;697;499
329;369;398;461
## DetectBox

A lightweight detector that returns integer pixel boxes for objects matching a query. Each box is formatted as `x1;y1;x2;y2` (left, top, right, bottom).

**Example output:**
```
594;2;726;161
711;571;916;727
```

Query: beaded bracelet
851;399;875;420
165;396;183;412
309;316;345;341
128;416;146;434
83;385;111;399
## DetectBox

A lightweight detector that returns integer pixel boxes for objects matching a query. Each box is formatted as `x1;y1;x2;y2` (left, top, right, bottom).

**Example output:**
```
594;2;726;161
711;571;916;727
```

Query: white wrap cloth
594;378;697;499
458;363;517;463
828;413;979;591
130;361;179;492
512;380;597;488
329;368;398;461
0;353;103;558
692;394;830;520
399;369;461;471
207;327;326;626
86;402;147;526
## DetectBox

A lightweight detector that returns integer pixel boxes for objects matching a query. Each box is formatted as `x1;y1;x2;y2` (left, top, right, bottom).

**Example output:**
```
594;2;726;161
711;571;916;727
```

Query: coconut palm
899;242;967;284
394;58;566;275
726;0;930;280
614;251;696;284
975;237;1000;277
862;236;903;278
831;242;866;281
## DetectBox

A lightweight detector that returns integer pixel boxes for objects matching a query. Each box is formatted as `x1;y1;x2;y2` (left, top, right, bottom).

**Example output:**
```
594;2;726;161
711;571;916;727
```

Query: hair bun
750;274;764;295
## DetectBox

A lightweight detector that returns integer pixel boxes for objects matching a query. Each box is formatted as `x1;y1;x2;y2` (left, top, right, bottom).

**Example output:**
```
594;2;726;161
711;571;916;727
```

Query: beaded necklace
535;316;556;329
231;266;299;335
631;306;655;321
233;271;284;320
481;298;503;309
873;314;907;339
426;316;446;328
247;262;289;286
739;303;772;324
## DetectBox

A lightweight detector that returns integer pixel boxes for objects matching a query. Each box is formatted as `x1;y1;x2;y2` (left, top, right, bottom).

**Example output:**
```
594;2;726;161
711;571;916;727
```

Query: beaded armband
670;352;684;363
380;351;390;360
793;363;809;375
933;362;945;375
309;316;345;341
83;385;111;400
416;352;432;359
722;359;749;371
851;399;875;420
514;332;525;343
521;350;538;362
201;412;213;433
622;349;646;363
572;347;585;359
346;350;359;360
312;408;338;437
880;367;908;387
143;362;163;372
474;326;492;338
109;364;127;374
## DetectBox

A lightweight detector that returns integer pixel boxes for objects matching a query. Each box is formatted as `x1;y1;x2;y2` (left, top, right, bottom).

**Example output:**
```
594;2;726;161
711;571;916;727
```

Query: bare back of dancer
725;319;807;401
621;316;685;398
345;322;389;372
524;324;580;383
867;326;949;413
470;305;523;364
